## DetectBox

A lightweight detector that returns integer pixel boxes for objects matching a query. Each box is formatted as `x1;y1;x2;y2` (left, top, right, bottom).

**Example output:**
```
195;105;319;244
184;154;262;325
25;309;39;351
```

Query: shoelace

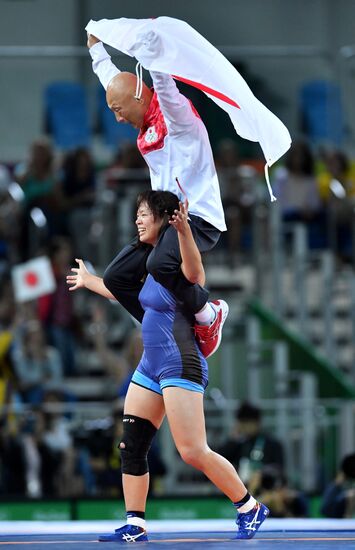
122;532;145;542
237;504;260;532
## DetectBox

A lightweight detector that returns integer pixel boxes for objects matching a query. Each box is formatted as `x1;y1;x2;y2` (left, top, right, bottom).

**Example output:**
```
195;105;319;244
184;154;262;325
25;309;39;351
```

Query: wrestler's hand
169;199;190;236
66;259;89;291
87;33;100;49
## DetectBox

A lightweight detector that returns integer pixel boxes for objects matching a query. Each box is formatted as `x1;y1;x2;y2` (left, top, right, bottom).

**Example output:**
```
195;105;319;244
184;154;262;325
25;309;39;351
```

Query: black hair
330;150;349;174
341;453;355;479
236;402;261;422
260;466;286;490
136;190;180;235
285;140;314;176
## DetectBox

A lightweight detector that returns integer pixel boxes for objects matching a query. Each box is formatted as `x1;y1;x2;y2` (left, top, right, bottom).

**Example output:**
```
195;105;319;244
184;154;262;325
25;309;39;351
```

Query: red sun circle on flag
24;271;39;287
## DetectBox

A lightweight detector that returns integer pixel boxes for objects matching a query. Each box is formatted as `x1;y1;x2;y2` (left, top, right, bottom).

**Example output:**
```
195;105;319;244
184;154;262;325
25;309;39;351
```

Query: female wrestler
67;190;268;541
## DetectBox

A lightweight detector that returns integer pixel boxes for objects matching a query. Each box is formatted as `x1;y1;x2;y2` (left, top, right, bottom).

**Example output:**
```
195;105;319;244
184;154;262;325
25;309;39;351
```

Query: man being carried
87;30;228;358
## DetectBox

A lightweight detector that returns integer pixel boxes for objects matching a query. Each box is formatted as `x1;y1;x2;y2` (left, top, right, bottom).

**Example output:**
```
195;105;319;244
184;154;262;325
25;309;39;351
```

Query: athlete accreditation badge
145;126;158;144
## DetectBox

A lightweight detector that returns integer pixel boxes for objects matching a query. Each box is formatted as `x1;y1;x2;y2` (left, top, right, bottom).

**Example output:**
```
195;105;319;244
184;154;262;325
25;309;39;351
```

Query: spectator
20;409;46;498
104;143;149;253
105;142;148;189
0;276;16;331
86;404;125;497
60;147;96;260
215;139;257;259
40;391;84;497
0;279;22;408
273;140;325;248
116;328;144;397
1;408;48;498
39;237;78;376
0;164;10;194
0;164;21;270
0;402;87;498
274;140;322;221
321;453;355;518
317;149;355;258
11;319;63;404
16;139;59;209
89;302;143;397
15;138;62;258
256;465;308;517
218;402;284;494
317;149;355;202
0;328;14;411
0;414;27;495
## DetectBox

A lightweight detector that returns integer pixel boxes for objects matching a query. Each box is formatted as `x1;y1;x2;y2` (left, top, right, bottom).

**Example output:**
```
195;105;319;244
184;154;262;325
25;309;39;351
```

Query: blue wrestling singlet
131;274;208;394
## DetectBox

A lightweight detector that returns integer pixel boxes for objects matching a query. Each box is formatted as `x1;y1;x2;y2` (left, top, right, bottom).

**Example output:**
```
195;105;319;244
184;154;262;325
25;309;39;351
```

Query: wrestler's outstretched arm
169;200;205;287
66;258;116;300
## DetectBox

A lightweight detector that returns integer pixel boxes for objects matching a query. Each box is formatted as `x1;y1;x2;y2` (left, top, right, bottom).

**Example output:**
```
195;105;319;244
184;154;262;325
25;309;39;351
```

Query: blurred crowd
0;135;354;513
0;136;354;272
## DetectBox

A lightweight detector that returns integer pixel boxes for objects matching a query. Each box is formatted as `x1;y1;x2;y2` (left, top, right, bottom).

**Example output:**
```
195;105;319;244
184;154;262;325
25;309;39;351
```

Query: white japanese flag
11;256;56;303
86;16;292;171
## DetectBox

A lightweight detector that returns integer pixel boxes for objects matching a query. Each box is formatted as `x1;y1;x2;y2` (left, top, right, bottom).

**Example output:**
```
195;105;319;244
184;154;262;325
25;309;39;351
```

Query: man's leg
147;219;229;357
146;218;218;314
103;239;152;323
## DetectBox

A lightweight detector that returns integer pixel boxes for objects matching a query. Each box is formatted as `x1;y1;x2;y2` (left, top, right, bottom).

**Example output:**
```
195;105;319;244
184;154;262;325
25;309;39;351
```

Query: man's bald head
107;72;138;97
106;71;153;129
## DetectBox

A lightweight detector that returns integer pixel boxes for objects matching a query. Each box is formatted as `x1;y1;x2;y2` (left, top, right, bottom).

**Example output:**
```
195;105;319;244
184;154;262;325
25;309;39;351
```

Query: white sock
126;516;146;529
195;302;216;325
237;496;257;514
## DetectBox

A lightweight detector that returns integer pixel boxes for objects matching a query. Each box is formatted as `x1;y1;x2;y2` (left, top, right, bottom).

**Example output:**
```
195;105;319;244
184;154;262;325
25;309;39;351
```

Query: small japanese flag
11;256;56;303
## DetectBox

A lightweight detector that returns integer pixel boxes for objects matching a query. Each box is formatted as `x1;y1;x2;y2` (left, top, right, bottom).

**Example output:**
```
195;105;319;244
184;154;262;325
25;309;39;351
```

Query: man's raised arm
87;33;120;91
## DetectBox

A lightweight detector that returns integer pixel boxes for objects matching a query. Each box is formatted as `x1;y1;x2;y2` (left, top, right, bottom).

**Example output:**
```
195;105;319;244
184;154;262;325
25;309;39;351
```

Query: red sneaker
194;300;229;358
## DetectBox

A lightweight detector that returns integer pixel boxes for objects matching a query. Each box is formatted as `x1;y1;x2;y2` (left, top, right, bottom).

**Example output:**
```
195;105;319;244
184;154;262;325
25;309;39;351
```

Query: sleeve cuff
89;41;108;61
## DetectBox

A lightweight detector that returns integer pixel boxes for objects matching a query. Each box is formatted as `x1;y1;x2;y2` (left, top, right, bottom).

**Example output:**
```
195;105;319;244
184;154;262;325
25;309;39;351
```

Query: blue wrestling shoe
235;502;269;539
98;524;148;543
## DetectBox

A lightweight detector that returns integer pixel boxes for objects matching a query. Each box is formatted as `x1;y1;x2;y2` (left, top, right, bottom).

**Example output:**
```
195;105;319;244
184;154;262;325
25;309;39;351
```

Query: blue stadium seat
97;86;138;149
300;80;345;146
45;82;91;149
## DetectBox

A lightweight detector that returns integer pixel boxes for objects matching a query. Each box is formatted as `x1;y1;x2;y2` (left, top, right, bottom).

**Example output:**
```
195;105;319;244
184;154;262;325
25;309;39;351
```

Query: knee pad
119;415;157;476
